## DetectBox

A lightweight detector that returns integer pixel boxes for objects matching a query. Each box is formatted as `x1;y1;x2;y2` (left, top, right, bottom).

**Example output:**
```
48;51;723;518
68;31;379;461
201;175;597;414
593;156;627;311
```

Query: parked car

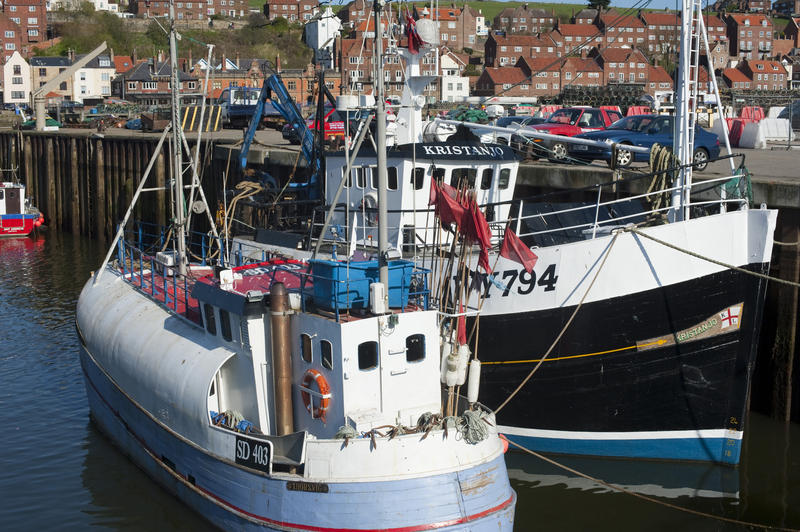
476;115;547;145
510;106;623;161
777;100;800;130
567;114;720;171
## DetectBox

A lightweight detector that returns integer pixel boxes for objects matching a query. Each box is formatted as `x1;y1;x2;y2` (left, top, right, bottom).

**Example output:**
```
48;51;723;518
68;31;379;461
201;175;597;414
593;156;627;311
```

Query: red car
511;107;623;161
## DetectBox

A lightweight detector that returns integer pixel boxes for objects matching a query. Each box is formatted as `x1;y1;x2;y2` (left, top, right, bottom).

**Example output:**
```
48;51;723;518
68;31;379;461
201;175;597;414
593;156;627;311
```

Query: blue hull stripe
80;348;516;531
503;433;742;464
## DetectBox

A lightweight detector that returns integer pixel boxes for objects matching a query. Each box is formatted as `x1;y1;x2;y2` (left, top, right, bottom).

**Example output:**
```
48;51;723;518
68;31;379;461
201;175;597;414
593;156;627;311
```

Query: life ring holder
300;369;332;422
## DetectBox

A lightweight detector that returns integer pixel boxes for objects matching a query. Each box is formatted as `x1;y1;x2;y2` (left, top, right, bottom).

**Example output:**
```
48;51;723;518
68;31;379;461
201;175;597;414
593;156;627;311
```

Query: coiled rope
627;227;800;288
507;438;797;531
459;410;489;444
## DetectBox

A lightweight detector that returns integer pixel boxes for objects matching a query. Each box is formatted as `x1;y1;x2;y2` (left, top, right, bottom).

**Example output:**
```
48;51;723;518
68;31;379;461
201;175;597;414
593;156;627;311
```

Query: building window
128;81;137;90
143;81;157;89
28;5;35;11
13;65;21;75
5;43;15;50
11;91;24;99
27;18;37;25
28;29;38;37
4;31;13;38
12;77;22;85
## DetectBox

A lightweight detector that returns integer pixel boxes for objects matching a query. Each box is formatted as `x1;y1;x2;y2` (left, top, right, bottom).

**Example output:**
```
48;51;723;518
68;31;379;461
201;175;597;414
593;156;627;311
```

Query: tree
587;0;611;11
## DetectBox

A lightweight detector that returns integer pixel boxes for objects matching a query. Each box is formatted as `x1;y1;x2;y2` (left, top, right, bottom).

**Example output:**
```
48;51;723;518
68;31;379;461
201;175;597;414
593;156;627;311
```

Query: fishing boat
0;181;44;237
76;1;516;529
230;3;776;465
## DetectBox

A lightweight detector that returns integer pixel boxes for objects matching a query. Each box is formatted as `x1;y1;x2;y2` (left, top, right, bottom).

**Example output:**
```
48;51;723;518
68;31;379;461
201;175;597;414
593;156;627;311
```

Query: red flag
500;226;538;273
466;197;493;273
431;180;467;228
405;15;424;54
457;302;467;345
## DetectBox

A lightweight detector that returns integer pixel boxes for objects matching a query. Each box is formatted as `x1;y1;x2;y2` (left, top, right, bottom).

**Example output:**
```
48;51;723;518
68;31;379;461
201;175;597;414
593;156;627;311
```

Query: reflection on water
81;422;214;531
1;231;798;531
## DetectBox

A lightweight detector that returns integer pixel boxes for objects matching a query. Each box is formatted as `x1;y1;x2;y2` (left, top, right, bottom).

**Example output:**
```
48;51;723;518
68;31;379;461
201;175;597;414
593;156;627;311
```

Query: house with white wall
72;53;115;102
3;51;30;105
304;6;341;69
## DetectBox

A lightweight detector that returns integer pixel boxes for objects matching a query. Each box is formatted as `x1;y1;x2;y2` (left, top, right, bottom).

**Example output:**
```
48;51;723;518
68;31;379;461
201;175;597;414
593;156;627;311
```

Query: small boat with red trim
0;181;44;237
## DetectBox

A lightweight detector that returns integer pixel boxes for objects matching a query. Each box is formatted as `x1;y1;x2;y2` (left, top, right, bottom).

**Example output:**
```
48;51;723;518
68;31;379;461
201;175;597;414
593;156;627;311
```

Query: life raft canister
301;369;331;422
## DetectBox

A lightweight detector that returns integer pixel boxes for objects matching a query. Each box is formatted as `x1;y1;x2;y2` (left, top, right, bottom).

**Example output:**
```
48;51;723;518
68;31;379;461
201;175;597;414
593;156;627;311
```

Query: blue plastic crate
309;260;372;310
365;260;414;308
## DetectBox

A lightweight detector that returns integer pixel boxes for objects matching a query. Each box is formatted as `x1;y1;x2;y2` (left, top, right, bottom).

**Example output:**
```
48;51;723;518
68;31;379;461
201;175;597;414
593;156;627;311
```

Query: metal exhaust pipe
270;282;294;435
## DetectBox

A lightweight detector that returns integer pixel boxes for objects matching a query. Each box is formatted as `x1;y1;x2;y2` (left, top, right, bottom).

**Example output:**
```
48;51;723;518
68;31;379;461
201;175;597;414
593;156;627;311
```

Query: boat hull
479;260;769;464
0;213;37;237
79;326;516;532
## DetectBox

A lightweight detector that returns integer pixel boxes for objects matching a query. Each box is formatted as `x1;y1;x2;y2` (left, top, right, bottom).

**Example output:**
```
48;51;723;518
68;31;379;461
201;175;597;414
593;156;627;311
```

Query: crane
30;41;108;131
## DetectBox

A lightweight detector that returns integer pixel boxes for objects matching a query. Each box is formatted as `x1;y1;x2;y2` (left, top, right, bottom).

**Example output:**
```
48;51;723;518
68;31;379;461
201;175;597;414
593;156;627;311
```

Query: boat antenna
373;0;389;305
169;0;188;276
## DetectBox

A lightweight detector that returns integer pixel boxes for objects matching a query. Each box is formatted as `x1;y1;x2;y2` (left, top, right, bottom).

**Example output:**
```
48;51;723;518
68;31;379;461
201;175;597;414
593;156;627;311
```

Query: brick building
591;47;650;85
413;4;480;52
475;56;560;98
3;0;46;53
737;59;788;90
30;56;71;98
784;17;800;49
725;13;773;60
130;0;248;20
484;33;556;68
263;0;317;22
0;13;23;63
773;0;800;17
560;56;602;89
114;60;199;106
493;4;555;34
743;0;768;11
597;13;647;48
722;67;752;89
571;8;598;25
551;23;603;56
338;36;405;99
639;12;679;55
646;64;674;96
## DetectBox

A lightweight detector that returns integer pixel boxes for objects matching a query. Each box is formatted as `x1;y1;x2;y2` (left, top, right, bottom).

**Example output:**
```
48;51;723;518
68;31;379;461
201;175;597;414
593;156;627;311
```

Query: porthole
301;333;312;363
321;340;333;370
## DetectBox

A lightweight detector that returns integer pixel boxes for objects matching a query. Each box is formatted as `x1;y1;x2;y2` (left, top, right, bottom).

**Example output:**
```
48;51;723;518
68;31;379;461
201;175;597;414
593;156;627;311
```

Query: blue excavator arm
239;74;320;199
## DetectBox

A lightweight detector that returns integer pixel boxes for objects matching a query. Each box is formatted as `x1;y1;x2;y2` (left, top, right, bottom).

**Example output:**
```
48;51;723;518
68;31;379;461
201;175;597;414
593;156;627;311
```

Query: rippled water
0;232;797;531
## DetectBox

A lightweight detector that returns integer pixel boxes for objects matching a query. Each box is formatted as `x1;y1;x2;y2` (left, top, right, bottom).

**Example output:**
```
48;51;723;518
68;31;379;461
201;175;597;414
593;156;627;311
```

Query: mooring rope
774;240;800;247
627;227;800;288
506;438;798;531
494;232;620;414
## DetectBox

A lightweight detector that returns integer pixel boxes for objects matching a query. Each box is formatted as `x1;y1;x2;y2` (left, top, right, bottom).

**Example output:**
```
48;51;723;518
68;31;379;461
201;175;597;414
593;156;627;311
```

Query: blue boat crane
240;74;326;201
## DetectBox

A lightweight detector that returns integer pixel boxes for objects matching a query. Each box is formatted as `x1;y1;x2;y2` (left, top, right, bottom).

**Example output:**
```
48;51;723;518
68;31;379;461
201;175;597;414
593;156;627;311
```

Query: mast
373;0;389;302
169;0;187;275
671;0;693;223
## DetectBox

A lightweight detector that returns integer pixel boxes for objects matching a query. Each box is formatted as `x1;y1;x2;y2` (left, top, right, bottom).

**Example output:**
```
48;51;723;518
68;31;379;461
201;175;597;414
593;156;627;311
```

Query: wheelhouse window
432;167;445;184
412;167;425;190
450;168;477;188
480;169;492;190
498;168;511;189
388;167;398;190
321;340;333;370
358;341;378;370
203;303;216;335
406;334;425;362
301;333;313;363
220;310;232;341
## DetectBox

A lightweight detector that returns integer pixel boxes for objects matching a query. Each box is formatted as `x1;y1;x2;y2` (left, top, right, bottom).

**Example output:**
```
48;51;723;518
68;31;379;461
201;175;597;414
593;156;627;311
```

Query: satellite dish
415;19;439;46
191;201;206;214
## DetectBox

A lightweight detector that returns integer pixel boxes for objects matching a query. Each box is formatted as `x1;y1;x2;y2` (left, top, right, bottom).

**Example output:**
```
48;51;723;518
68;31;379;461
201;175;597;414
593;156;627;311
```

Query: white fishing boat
230;1;777;465
76;2;516;529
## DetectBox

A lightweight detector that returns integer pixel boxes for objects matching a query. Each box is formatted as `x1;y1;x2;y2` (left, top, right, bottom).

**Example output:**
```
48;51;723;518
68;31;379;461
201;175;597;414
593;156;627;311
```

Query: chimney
110;47;115;60
132;48;138;63
276;53;282;73
68;48;75;62
221;53;226;71
188;49;193;70
235;52;240;69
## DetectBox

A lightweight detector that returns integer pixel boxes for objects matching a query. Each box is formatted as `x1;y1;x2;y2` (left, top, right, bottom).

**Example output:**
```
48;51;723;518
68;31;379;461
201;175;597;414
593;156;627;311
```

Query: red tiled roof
648;65;673;83
745;59;786;72
723;68;750;82
417;7;461;21
519;56;561;72
599;14;645;28
113;56;134;74
640;12;679;26
483;67;528;85
561;56;601;72
599;46;646;62
703;15;725;27
556;23;601;36
727;14;771;27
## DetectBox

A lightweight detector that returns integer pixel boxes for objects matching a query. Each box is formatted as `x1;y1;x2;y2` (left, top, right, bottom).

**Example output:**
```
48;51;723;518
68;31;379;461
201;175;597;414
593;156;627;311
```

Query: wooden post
770;209;800;422
22;134;32;193
70;138;80;235
93;138;106;241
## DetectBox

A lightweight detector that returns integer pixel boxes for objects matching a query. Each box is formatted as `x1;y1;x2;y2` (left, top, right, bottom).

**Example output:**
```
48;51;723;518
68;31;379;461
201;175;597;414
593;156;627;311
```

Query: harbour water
1;231;798;531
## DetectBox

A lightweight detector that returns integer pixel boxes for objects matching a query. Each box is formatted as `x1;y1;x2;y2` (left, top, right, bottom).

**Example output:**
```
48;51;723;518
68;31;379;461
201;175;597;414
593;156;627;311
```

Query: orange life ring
301;369;331;422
